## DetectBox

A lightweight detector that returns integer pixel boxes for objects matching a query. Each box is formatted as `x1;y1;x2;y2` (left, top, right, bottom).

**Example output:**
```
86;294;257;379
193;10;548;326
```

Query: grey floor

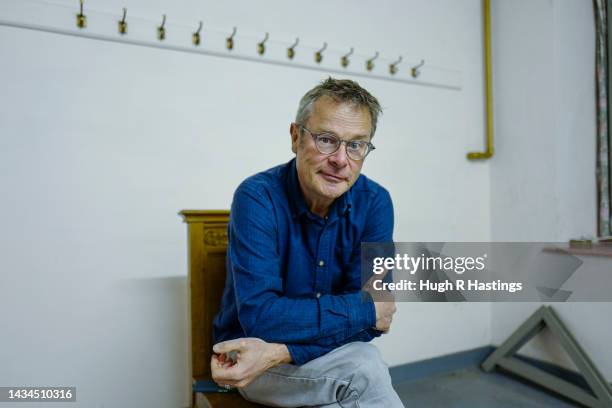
394;367;580;407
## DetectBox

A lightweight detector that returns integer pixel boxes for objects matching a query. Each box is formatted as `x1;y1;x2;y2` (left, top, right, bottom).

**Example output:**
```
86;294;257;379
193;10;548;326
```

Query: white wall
0;1;491;407
490;0;612;380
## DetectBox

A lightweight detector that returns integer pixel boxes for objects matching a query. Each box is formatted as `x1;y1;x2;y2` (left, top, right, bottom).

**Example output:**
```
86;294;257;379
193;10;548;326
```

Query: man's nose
328;143;349;167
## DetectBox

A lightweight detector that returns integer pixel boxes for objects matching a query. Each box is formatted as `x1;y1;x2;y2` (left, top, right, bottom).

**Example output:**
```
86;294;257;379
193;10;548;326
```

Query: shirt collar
286;158;353;219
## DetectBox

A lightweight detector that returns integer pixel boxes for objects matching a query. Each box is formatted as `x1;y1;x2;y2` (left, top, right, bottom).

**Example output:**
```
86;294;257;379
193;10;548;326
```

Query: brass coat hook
118;8;127;35
366;52;379;71
192;21;203;46
341;47;354;68
411;59;425;78
257;32;269;55
315;42;327;64
389;56;402;75
226;27;237;50
287;37;300;59
157;14;166;41
287;37;299;60
76;0;86;29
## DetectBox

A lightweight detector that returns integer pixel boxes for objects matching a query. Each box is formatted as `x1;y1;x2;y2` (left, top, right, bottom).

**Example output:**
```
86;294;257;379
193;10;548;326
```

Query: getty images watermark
361;242;612;302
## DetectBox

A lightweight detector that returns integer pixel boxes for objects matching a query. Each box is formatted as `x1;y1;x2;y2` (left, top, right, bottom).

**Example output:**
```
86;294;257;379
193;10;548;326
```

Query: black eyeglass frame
298;124;376;161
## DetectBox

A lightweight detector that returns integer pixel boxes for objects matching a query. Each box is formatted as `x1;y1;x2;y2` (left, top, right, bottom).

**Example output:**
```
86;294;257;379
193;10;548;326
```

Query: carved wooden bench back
179;210;263;408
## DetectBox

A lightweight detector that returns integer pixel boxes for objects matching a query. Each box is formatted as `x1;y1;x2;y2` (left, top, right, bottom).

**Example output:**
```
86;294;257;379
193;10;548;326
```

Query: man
211;78;403;407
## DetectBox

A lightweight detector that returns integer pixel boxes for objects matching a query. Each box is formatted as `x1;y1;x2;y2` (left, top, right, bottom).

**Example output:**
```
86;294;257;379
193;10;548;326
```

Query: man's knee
342;342;385;366
326;343;393;403
306;342;391;386
338;343;390;381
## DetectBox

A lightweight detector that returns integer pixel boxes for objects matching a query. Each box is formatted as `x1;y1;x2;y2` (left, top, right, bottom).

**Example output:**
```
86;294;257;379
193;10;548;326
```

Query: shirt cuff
347;292;376;333
285;344;303;366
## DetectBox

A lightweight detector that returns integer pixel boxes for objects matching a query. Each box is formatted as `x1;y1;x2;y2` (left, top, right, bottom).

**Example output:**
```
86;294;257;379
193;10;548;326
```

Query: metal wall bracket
482;305;612;407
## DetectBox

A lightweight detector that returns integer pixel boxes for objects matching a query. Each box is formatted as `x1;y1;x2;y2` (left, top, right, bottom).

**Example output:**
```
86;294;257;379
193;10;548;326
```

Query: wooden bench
180;210;265;408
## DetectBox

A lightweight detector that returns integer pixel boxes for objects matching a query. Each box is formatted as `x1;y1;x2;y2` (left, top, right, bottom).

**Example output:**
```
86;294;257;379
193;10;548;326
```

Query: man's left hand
211;337;291;388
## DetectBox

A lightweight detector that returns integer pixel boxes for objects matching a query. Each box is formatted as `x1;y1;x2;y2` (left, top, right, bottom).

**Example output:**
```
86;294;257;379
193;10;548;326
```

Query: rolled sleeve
287;326;383;365
348;292;377;333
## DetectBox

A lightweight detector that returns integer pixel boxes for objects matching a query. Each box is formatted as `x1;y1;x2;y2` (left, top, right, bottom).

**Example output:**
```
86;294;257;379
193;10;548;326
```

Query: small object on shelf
569;238;593;248
598;236;612;245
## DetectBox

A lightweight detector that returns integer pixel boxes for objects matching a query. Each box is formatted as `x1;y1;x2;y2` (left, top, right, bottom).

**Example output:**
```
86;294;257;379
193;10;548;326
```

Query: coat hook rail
0;0;463;91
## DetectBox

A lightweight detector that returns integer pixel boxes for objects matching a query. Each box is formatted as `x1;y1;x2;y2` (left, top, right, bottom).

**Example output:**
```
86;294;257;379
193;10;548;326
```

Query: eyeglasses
298;125;375;161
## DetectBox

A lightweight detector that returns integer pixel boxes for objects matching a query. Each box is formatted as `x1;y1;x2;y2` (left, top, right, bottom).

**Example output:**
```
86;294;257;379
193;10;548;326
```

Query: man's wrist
265;343;292;367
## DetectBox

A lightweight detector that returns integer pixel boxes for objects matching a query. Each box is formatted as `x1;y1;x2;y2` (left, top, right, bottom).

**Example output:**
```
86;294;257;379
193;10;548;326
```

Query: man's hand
374;300;396;332
211;337;291;389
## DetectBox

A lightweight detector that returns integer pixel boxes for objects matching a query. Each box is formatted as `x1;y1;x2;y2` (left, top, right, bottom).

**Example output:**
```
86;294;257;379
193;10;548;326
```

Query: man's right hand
374;301;396;332
211;338;291;389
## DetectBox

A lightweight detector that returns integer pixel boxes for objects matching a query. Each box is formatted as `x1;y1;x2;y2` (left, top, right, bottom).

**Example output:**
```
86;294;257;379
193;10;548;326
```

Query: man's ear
290;123;299;154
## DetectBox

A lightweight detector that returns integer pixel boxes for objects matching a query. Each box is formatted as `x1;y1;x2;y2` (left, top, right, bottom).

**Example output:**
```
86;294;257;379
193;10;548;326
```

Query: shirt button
318;260;325;267
316;292;322;298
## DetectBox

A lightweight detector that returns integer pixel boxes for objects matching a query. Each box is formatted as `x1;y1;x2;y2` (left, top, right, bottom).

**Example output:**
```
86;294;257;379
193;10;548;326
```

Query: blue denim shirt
213;158;394;365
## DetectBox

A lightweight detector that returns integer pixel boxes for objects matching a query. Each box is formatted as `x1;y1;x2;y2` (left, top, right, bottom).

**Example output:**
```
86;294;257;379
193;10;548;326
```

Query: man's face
290;96;372;208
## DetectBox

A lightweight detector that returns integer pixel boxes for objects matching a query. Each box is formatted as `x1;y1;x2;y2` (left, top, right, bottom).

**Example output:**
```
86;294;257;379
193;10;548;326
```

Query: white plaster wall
489;0;612;380
0;1;490;407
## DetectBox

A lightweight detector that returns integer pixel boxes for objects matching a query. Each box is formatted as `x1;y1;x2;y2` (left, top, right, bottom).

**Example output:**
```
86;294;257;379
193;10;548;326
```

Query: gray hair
295;77;383;138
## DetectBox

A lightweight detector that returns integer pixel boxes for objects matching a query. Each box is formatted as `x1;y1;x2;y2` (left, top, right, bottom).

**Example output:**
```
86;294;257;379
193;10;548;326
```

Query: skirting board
389;345;611;394
389;346;495;384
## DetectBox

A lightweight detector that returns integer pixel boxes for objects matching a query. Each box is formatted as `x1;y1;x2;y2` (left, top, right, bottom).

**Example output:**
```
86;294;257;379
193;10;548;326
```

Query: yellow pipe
468;0;494;160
